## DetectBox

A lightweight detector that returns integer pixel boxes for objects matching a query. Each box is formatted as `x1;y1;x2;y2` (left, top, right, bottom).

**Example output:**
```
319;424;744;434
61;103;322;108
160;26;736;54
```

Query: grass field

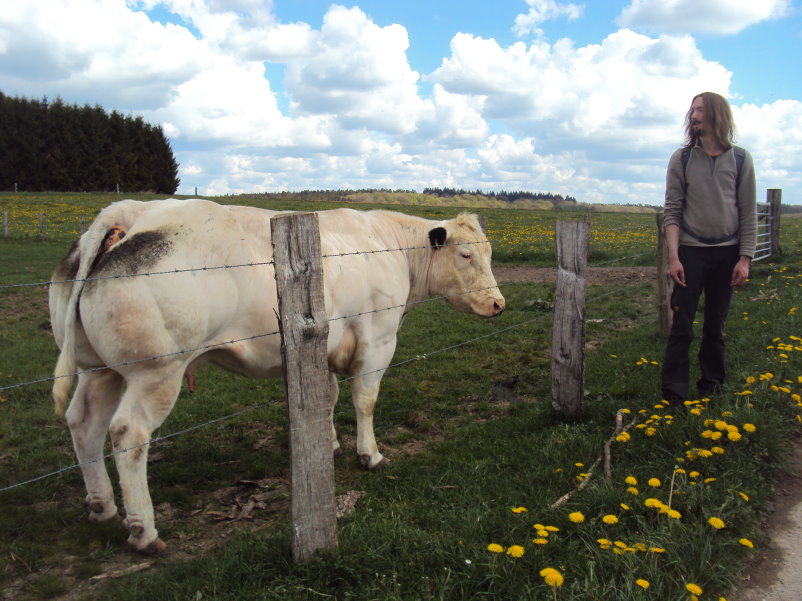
1;192;801;601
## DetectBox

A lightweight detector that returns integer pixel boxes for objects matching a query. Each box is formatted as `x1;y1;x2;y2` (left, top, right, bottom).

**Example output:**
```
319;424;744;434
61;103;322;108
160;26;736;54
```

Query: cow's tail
52;225;108;416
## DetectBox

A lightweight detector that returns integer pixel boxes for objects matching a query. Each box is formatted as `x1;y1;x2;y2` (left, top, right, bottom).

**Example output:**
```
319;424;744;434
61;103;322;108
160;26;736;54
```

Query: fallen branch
89;561;153;584
550;411;639;509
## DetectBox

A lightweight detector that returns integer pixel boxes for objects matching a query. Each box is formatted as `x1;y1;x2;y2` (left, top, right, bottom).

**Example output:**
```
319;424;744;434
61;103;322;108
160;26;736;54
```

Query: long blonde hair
683;92;735;149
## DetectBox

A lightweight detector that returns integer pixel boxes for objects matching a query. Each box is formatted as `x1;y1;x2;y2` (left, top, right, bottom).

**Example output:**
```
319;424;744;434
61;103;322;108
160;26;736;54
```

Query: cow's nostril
493;301;504;315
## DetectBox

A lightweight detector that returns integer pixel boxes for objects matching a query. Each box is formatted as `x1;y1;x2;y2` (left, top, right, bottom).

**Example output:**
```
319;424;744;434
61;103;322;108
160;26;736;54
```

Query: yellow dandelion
627;486;639;495
616;432;631;442
540;567;564;587
649;546;666;553
738;492;750;502
708;516;726;529
597;538;611;545
739;538;754;548
620;503;630;511
667;509;682;519
686;583;703;595
728;431;743;442
545;525;559;532
533;538;548;545
487;543;504;553
602;514;619;525
511;506;528;514
568;511;585;523
635;578;650;589
533;523;545;530
507;545;525;558
624;476;638;486
743;423;756;432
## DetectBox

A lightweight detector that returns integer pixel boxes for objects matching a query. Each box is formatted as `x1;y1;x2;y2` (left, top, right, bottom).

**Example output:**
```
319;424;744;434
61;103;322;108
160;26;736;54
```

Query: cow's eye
460;252;472;262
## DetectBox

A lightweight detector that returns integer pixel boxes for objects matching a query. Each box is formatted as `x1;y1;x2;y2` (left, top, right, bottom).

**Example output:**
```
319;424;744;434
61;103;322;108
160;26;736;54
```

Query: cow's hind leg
108;367;183;554
351;374;386;470
65;370;124;523
329;373;341;457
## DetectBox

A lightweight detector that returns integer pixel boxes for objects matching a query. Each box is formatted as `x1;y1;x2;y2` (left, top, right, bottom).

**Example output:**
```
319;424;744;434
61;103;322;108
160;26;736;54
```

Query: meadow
1;192;801;601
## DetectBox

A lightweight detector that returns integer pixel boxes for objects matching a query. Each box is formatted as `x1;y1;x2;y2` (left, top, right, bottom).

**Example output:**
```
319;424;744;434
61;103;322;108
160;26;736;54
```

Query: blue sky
1;0;800;205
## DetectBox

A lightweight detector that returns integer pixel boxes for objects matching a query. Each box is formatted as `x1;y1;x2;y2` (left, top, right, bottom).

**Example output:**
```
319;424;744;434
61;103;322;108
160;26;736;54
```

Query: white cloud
514;0;584;37
735;100;802;197
617;0;791;36
0;0;800;205
0;0;203;109
283;5;426;135
429;30;731;149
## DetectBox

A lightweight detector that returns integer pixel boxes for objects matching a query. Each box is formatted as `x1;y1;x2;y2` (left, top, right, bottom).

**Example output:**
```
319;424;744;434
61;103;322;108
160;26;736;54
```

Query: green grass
1;193;801;600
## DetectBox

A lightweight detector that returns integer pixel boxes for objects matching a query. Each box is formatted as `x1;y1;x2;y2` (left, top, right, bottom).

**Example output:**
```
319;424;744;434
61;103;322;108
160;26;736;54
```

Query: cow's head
428;213;505;318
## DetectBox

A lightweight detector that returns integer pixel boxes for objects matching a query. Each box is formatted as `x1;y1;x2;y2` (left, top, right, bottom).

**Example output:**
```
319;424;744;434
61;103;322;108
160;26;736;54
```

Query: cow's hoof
87;500;119;523
370;457;390;471
359;454;388;470
128;537;167;555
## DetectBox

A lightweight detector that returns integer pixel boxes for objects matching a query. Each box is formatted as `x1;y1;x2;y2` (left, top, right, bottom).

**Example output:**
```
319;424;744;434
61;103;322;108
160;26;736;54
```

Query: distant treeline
423;187;578;206
0;92;179;194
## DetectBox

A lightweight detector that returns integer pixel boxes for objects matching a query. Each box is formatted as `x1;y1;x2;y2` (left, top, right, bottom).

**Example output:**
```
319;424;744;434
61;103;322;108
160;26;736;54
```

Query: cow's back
76;199;285;379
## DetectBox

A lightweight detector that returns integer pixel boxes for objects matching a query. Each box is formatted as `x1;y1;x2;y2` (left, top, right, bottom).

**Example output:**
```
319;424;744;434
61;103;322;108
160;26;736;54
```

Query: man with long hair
661;92;757;404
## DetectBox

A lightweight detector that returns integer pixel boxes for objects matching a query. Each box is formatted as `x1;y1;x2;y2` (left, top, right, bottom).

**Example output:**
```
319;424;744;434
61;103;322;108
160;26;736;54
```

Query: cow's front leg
65;370;123;523
351;377;386;469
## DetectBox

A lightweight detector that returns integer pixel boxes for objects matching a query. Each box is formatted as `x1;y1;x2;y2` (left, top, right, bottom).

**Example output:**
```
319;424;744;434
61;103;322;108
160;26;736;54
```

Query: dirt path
731;437;802;601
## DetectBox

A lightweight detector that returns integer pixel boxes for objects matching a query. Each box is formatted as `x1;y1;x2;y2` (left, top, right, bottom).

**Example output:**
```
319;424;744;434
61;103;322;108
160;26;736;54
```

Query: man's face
690;96;706;135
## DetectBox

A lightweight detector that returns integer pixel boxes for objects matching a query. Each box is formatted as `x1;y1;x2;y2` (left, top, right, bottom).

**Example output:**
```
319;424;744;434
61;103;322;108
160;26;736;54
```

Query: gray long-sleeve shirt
663;145;757;258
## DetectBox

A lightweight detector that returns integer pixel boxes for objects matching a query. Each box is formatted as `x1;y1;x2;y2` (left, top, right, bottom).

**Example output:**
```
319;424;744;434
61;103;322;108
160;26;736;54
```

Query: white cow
49;198;505;553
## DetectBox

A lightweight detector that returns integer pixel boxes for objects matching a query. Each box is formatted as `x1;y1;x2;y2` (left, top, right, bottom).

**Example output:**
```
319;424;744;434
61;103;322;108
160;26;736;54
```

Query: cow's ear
428;227;448;250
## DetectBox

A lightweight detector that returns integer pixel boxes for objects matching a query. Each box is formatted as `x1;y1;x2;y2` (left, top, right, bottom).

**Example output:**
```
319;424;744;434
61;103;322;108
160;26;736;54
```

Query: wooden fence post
551;219;589;418
656;213;672;336
768;189;781;255
270;212;338;563
80;214;87;235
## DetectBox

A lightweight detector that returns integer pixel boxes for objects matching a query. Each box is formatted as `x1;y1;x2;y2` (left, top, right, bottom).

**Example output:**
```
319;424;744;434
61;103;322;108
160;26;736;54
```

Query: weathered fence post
768;189;782;255
38;212;45;239
80;215;87;235
656;213;672;336
270;212;338;563
551;219;589;418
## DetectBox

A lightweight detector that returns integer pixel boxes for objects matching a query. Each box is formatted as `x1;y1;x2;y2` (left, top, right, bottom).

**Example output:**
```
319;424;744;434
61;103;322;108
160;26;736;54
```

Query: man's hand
669;256;686;287
731;256;751;287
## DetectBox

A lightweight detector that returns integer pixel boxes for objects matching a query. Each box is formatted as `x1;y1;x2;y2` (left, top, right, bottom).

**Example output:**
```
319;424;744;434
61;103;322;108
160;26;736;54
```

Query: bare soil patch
493;265;657;286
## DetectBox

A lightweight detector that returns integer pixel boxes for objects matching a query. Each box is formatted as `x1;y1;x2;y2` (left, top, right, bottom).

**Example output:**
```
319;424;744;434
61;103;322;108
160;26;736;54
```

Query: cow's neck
403;221;440;310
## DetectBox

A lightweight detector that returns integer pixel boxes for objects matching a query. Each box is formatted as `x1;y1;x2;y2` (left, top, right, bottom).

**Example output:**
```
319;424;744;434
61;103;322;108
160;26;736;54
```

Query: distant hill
241;189;662;213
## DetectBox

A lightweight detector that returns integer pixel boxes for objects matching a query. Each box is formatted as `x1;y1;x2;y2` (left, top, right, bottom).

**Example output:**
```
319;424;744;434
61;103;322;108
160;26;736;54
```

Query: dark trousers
661;245;740;401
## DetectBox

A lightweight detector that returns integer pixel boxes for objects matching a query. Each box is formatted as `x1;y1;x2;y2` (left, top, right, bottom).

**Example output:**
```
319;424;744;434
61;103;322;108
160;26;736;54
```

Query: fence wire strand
1;227;658;493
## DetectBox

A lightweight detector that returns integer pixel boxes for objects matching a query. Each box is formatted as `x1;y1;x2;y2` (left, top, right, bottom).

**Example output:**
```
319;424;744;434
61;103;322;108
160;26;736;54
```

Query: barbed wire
0;400;277;494
0;238;491;292
0;253;655;395
0;313;546;495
